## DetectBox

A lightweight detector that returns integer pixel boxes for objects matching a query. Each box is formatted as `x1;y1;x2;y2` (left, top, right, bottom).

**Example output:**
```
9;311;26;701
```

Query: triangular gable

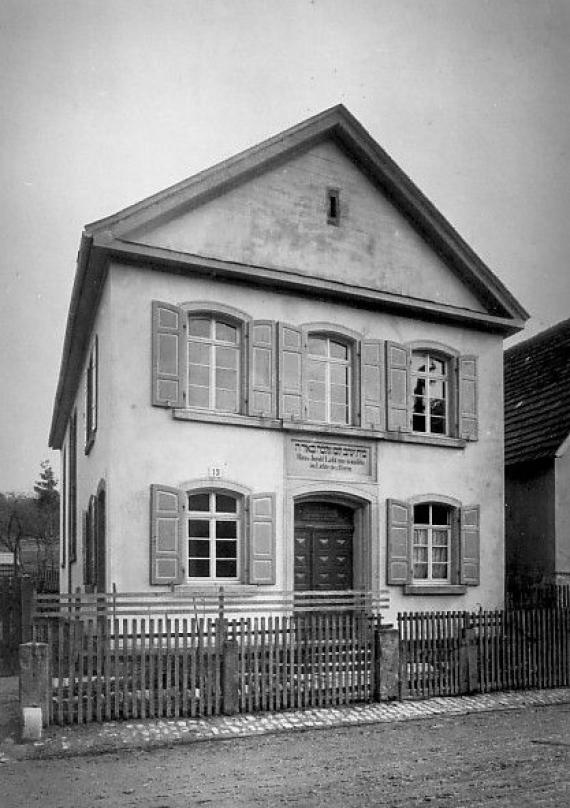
87;104;528;324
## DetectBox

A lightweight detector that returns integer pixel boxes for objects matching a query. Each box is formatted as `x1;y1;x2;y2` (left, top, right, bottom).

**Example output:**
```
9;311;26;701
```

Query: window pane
331;383;349;404
432;564;448;580
308;336;327;356
188;493;209;512
216;559;237;578
189;520;210;538
413;414;426;432
188;559;210;577
412;354;427;372
430;416;446;434
188;341;210;364
414;528;428;545
215;321;238;343
330;340;348;360
413;546;428;563
308;381;326;402
413;378;426;396
307;401;326;422
307;359;326;381
188;364;209;387
188;385;210;408
330;364;349;385
216;520;237;539
429;380;445;399
413;396;425;414
215;388;238;412
432;546;448;563
432;505;450;525
188;539;210;557
216;346;238;369
188;318;211;338
216;368;238;391
216;539;237;559
414;504;430;524
216;494;237;513
430;358;446;375
331;404;349;424
413;563;428;579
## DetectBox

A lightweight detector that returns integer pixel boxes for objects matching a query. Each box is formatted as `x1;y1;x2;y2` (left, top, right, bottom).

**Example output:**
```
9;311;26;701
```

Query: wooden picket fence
33;612;378;725
399;606;570;699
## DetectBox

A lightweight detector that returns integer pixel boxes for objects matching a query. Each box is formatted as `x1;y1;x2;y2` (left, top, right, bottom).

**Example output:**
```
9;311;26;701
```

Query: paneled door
294;501;354;591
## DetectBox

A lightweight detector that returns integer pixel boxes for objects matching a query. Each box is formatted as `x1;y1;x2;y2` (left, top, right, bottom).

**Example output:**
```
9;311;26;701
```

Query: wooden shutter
278;323;304;420
361;340;385;430
458;355;478;440
460;505;480;585
386;341;411;432
248;320;277;418
151;301;185;407
249;493;276;585
150;484;184;585
386;499;411;585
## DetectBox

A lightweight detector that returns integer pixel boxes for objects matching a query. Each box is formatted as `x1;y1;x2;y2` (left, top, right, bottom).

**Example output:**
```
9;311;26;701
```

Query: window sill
385;431;466;449
171;409;467;449
174;583;260;597
173;409;281;429
403;584;467;596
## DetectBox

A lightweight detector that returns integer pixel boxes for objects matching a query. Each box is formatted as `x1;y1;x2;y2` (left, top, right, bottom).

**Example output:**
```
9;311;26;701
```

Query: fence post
222;637;239;715
20;577;35;643
19;642;50;737
459;626;479;694
374;625;400;702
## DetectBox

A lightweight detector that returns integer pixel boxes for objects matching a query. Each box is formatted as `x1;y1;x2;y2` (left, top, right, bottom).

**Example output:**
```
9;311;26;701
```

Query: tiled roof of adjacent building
504;318;570;466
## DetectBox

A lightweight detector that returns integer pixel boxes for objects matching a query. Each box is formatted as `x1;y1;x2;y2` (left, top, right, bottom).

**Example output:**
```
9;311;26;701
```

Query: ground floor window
412;502;451;582
187;491;240;579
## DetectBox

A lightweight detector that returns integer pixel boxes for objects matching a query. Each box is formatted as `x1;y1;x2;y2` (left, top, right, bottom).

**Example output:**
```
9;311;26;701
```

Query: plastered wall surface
130;141;485;313
64;262;507;618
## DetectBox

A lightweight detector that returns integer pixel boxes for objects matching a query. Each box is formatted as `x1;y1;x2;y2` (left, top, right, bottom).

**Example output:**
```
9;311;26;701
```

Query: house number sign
288;438;375;480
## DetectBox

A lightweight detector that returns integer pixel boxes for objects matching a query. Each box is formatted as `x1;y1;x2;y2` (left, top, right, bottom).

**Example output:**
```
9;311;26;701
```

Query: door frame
286;483;377;595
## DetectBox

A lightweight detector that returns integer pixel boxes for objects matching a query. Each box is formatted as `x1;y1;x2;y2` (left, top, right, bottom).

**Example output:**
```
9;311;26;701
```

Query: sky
1;0;569;493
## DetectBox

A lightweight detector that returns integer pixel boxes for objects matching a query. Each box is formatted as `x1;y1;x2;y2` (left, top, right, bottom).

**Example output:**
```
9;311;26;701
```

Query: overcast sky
1;0;569;493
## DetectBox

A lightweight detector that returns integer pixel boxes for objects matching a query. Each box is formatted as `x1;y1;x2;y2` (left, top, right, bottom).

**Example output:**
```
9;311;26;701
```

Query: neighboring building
504;319;570;589
49;106;527;623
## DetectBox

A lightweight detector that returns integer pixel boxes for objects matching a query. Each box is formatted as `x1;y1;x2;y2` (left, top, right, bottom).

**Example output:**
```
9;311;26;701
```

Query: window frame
408;341;459;439
412;502;452;584
301;323;360;428
186;488;242;582
187;314;243;415
85;336;98;453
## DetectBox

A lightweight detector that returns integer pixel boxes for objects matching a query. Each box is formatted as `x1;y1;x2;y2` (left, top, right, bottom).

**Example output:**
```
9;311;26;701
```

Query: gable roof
504;318;570;466
49;104;528;449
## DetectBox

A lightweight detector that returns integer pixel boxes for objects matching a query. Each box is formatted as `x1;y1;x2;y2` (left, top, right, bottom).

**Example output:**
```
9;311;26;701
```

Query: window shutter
248;320;277;418
361;340;385;430
386;499;411;585
386;342;411;432
458;355;478;440
278;323;304;420
150;484;184;585
151;301;185;407
249;493;276;585
460;505;480;585
92;336;98;433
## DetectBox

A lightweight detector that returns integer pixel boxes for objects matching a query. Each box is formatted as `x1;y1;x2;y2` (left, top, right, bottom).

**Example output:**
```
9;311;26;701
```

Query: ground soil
2;704;569;807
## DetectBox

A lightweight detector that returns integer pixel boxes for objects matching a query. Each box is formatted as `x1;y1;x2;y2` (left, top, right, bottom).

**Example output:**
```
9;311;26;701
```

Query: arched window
187;490;241;580
306;333;353;425
187;316;241;413
412;351;449;435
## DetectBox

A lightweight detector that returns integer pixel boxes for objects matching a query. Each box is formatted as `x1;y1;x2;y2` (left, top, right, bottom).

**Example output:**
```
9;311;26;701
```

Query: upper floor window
187;491;240;579
85;337;98;452
306;334;352;425
412;502;451;582
412;352;448;435
187;316;241;413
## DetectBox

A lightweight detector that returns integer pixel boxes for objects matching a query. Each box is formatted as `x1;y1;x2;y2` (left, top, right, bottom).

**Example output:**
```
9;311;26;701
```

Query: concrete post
374;627;400;701
19;577;35;644
19;642;50;737
222;638;239;715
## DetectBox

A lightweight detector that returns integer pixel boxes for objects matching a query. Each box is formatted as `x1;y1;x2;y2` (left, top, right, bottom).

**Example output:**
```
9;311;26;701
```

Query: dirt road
2;704;569;807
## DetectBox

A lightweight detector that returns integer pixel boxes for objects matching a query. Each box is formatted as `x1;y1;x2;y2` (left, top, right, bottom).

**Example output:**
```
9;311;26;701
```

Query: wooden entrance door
294;501;354;591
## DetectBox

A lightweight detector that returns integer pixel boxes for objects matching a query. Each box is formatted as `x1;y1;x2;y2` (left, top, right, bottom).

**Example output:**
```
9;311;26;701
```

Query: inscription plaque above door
287;436;376;481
